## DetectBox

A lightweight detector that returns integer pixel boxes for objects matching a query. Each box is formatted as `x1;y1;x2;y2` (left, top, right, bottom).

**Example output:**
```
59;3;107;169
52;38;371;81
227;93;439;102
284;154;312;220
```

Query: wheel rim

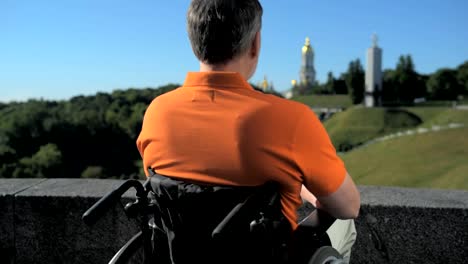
322;256;346;264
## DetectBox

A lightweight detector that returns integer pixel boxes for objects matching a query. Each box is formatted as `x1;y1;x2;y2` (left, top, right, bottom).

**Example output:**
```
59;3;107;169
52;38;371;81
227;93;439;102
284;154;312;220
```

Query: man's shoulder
253;93;323;131
142;87;185;118
154;86;185;100
253;91;313;116
148;86;184;105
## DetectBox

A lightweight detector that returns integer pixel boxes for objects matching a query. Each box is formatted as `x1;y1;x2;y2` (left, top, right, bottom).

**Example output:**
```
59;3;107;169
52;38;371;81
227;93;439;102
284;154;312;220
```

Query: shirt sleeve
292;107;346;197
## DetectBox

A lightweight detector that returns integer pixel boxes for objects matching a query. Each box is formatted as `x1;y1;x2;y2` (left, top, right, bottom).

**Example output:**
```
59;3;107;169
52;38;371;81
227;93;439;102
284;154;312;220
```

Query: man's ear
250;31;261;58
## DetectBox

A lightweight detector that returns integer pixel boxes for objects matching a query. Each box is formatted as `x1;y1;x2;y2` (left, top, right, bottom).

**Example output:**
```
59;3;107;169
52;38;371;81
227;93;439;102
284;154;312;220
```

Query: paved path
352;123;465;151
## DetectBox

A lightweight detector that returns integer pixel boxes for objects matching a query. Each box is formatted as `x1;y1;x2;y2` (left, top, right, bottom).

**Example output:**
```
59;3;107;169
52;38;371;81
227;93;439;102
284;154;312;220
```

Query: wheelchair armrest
298;207;336;234
288;209;337;263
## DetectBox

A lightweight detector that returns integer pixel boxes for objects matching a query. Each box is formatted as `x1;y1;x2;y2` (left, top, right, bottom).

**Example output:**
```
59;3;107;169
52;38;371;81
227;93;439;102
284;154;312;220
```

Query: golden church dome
261;76;269;90
302;37;313;54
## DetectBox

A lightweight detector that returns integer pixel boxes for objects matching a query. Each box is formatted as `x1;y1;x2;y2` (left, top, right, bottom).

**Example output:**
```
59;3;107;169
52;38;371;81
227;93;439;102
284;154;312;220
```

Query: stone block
351;186;468;264
0;179;45;264
14;179;140;264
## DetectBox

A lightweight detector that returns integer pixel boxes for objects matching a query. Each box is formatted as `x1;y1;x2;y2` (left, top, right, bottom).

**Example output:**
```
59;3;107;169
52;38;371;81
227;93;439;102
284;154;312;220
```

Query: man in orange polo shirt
137;0;360;262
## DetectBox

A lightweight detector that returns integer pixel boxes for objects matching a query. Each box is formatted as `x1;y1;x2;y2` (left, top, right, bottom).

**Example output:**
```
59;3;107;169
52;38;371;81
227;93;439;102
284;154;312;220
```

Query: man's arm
313;172;360;219
301;184;318;206
301;172;360;219
294;107;360;219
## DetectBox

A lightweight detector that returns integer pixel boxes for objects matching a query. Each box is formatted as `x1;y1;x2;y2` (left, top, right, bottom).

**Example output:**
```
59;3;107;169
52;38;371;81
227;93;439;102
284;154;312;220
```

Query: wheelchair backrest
147;169;291;264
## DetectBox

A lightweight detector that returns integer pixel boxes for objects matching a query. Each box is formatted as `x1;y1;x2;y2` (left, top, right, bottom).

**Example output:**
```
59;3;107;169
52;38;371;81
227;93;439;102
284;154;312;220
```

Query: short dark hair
187;0;263;65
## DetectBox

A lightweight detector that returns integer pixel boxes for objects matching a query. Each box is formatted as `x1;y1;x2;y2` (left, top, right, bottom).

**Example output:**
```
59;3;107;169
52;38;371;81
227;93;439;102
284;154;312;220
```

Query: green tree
382;55;426;105
324;71;335;94
0;145;16;178
0;83;185;179
15;143;63;178
81;166;107;179
416;74;429;99
345;59;365;104
382;69;398;104
334;78;348;95
427;69;462;100
0;100;60;159
457;61;468;95
393;55;420;103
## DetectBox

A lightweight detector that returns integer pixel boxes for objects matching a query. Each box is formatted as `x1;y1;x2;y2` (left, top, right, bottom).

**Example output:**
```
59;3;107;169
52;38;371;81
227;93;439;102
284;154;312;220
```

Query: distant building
300;37;316;88
285;80;297;99
365;34;383;107
284;37;317;97
258;76;274;92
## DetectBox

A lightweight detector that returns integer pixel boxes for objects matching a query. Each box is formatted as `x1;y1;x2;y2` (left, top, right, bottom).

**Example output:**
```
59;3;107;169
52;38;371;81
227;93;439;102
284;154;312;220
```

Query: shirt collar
183;72;253;90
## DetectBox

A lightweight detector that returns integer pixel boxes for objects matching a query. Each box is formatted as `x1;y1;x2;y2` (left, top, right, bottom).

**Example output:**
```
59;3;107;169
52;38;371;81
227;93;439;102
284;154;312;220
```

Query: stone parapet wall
1;179;467;264
348;186;468;263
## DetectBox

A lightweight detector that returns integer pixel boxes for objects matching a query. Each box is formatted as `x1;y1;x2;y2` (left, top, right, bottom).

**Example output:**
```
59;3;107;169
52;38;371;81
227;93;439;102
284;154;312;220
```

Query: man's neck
199;60;249;79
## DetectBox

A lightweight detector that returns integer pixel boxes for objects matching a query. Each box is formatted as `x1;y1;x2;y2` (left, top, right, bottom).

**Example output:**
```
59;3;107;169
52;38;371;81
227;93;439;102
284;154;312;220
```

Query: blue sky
1;0;468;102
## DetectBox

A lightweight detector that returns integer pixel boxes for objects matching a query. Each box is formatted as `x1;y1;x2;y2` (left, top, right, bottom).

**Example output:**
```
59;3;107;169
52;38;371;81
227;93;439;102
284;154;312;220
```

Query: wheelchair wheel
109;231;144;264
308;246;344;264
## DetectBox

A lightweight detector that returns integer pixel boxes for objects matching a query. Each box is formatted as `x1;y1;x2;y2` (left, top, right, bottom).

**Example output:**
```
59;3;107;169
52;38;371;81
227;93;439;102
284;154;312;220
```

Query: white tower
300;37;316;88
365;34;383;107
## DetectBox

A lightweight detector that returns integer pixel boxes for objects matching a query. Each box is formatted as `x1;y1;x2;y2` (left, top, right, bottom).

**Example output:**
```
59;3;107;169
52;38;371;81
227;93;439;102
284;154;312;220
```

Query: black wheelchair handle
82;180;145;226
212;202;246;239
212;183;279;239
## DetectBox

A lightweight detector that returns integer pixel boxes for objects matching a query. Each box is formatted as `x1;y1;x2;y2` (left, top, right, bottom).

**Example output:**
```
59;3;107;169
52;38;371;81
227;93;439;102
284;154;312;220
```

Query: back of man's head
187;0;263;65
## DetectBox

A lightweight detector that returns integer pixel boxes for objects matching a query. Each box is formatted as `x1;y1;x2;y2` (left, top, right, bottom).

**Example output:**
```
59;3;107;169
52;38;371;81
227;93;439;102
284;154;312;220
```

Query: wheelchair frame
82;174;345;264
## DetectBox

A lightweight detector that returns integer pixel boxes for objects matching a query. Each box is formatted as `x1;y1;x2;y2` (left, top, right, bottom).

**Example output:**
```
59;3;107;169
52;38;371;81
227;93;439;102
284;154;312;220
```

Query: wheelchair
83;169;345;264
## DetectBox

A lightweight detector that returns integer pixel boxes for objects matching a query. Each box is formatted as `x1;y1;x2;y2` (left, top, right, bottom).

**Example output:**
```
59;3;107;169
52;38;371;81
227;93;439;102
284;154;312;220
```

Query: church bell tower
300;37;316;88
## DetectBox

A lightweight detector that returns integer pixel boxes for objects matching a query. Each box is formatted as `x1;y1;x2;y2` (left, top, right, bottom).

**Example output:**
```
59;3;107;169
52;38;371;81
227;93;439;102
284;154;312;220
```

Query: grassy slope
324;107;423;150
324;106;468;189
324;107;384;149
405;107;468;127
288;100;468;189
341;127;468;190
291;95;352;108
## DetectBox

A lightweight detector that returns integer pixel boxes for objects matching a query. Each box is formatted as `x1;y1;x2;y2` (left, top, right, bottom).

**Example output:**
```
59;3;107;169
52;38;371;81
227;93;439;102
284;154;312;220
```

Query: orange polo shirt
136;72;346;228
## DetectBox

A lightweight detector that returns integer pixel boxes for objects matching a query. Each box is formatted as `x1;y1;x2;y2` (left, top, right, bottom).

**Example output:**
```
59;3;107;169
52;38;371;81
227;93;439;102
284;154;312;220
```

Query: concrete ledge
1;179;139;264
0;179;46;264
352;185;468;263
358;185;468;208
1;179;467;264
